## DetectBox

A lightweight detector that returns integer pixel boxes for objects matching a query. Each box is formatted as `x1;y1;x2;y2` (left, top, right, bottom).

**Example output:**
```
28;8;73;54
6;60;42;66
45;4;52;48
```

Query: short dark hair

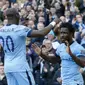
6;8;20;18
60;22;75;33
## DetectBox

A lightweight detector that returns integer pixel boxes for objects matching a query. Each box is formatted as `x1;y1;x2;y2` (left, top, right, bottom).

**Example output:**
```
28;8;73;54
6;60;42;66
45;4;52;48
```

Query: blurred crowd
0;0;85;85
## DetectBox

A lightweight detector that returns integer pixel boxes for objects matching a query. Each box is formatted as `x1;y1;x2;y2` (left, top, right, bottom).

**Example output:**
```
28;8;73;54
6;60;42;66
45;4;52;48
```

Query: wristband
50;21;56;27
81;68;85;72
83;67;85;71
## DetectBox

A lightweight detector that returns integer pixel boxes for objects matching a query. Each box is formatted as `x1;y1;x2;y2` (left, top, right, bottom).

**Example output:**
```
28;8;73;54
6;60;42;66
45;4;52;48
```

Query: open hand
65;41;72;55
32;44;41;56
54;18;61;24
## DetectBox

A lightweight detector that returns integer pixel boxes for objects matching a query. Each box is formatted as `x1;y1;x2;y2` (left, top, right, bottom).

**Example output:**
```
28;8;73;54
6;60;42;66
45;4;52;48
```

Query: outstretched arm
29;18;61;37
66;41;85;68
32;44;61;64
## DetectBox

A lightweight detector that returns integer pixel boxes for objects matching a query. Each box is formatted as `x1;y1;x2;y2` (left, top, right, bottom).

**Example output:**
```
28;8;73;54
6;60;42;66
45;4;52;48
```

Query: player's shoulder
16;25;30;31
0;24;18;32
0;24;30;32
18;25;26;29
7;24;27;31
73;41;81;47
72;41;84;50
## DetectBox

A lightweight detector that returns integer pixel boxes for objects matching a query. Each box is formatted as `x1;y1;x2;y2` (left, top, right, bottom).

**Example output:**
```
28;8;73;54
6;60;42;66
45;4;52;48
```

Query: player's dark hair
60;22;75;34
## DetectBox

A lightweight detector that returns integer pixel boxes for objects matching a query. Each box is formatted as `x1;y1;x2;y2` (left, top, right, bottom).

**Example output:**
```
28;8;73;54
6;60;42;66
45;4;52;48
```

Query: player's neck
8;20;19;25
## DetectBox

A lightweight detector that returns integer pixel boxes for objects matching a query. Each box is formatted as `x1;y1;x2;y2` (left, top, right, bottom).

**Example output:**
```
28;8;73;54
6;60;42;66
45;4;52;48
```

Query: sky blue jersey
0;24;32;73
56;41;85;83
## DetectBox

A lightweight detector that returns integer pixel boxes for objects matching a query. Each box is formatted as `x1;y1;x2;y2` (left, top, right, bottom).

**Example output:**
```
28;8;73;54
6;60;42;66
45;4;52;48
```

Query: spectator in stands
0;65;7;85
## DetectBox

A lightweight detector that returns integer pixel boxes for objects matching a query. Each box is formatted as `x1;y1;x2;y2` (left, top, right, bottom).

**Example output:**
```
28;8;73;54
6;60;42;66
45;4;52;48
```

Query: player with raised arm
0;8;60;85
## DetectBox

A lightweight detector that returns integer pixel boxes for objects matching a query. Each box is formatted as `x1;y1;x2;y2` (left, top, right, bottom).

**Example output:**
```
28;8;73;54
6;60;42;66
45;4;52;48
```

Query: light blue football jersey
0;24;32;73
56;41;85;84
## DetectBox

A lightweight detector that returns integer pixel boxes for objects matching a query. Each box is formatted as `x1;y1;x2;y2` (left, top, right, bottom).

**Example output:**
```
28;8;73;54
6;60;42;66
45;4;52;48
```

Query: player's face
60;27;70;43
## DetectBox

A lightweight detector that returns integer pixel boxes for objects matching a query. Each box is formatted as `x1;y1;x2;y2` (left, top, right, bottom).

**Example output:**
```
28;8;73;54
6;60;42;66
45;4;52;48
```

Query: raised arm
32;44;61;64
29;18;61;37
